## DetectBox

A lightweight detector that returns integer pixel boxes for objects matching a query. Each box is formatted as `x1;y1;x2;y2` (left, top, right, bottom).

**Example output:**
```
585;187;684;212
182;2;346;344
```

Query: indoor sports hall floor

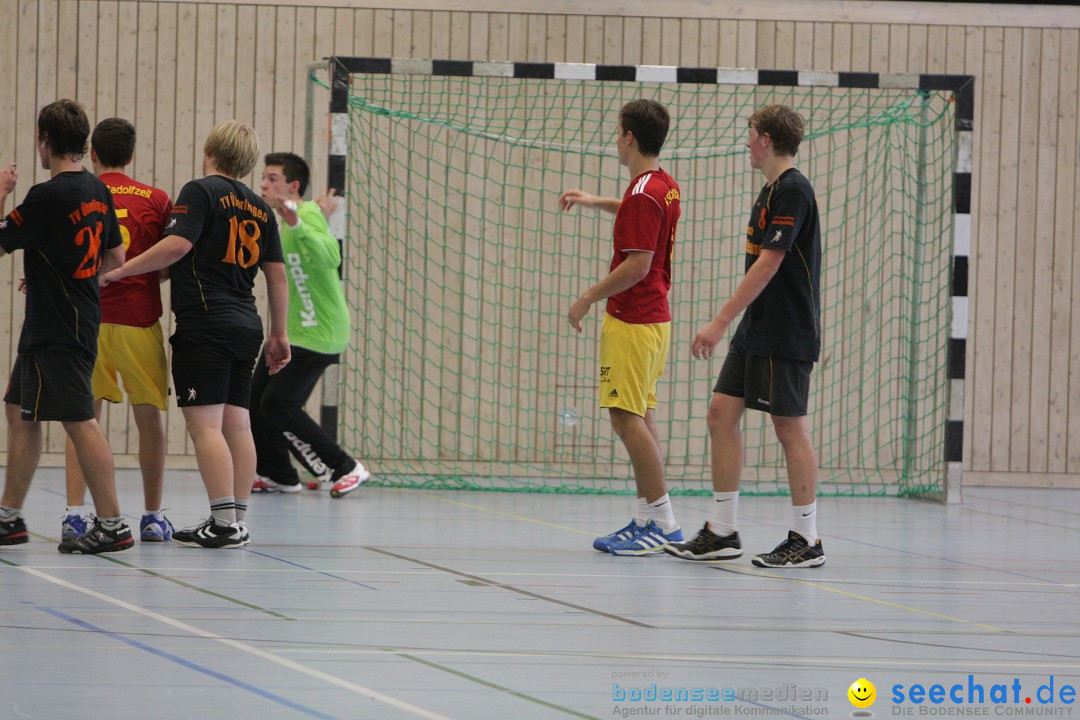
1;469;1077;720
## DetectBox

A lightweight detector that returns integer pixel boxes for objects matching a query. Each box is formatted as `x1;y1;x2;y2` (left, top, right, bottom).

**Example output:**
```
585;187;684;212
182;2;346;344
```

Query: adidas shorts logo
607;388;619;398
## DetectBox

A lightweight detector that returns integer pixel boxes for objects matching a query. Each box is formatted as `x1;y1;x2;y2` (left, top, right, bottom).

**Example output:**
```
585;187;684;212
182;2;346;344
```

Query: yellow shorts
598;314;671;417
92;321;169;409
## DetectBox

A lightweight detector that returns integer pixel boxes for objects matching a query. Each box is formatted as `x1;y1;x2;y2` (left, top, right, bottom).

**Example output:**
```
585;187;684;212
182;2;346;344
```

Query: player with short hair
664;104;826;568
252;151;370;497
0;99;133;554
62;117;175;543
101;120;291;549
560;99;684;555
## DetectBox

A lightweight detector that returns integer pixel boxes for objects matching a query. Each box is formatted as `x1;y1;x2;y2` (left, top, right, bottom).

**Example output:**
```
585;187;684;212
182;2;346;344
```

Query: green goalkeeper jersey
280;201;350;354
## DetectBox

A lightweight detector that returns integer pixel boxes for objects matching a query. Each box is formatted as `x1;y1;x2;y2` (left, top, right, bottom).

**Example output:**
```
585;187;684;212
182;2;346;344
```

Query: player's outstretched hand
692;318;729;359
316;188;341;219
99;268;123;288
265;334;291;375
17;277;26;294
559;188;597;211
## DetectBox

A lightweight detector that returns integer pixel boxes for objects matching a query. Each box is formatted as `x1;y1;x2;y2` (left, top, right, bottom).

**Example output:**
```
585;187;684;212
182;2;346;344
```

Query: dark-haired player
559;99;684;556
62;117;175;543
0;99;133;554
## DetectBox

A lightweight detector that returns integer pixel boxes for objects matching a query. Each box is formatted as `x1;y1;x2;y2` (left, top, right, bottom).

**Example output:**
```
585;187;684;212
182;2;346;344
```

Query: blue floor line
35;604;338;720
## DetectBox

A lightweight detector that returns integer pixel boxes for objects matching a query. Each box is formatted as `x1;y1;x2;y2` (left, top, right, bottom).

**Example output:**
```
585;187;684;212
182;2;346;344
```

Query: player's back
607;168;681;324
166;174;282;329
0;170;122;355
98;172;172;327
632;168;680;282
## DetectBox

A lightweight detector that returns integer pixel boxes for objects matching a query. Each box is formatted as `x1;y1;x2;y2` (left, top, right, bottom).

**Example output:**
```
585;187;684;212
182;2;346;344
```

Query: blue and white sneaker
140;512;175;542
593;519;641;553
61;513;89;541
607;520;684;556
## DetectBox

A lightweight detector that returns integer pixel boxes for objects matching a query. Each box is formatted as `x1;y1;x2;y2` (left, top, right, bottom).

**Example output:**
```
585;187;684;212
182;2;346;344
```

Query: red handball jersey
605;168;681;324
98;172;172;327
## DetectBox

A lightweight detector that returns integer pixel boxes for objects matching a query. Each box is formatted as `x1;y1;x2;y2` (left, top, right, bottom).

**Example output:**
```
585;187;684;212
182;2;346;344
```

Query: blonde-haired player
102;121;291;548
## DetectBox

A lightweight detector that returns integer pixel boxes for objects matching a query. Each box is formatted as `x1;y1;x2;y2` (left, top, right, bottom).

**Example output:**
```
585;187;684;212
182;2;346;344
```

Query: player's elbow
625;252;653;283
161;235;194;264
759;249;785;277
263;261;289;287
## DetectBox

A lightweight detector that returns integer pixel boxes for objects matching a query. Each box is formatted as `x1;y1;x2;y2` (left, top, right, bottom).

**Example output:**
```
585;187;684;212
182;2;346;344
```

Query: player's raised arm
315;187;341;219
559;188;621;215
0;161;16;216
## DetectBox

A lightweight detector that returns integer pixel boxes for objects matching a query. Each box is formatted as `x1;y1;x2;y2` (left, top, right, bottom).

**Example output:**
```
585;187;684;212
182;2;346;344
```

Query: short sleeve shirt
98;172;172;327
0;170;123;356
605;169;681;324
165;175;284;331
731;167;822;362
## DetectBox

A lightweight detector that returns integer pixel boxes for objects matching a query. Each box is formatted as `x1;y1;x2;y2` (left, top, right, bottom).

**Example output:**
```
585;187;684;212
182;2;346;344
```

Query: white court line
14;564;452;720
14;566;1078;588
265;648;1080;672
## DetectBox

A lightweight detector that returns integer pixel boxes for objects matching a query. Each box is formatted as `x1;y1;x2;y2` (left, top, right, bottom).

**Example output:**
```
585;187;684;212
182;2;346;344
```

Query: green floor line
19;531;293;621
392;650;602;720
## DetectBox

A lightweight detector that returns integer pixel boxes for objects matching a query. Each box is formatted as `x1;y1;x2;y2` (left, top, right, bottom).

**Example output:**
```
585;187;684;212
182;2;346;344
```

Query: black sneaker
663;523;742;561
1;516;29;545
57;519;134;554
173;518;245;549
751;530;825;568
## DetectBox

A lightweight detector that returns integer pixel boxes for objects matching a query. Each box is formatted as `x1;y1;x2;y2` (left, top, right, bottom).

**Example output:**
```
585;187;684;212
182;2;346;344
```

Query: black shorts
713;345;813;417
170;325;263;408
4;351;96;422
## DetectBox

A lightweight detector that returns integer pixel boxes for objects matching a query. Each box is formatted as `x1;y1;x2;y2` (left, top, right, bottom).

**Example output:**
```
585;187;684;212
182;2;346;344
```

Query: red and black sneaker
57;518;134;554
0;516;28;546
751;530;825;568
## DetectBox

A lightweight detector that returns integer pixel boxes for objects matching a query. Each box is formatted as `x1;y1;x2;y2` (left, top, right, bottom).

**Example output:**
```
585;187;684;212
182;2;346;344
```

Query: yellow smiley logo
848;678;876;709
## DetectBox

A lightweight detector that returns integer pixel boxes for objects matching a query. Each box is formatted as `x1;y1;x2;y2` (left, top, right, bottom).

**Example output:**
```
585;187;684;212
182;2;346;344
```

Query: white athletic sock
793;502;818;545
643;494;677;534
66;505;86;518
706;491;739;536
98;516;123;529
0;505;20;521
234;501;247;523
145;508;163;518
634;496;647;526
210;496;237;525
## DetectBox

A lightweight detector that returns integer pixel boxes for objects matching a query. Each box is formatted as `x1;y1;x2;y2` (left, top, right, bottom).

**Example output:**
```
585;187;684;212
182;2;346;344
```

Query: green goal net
332;63;957;497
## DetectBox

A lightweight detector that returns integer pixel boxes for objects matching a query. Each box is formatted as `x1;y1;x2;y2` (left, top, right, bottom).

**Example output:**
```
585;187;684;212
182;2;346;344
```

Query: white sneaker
329;461;370;498
252;476;303;493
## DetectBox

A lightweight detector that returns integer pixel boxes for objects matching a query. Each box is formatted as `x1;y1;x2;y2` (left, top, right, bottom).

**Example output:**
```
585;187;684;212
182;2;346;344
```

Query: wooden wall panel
1054;31;1079;475
0;1;1077;487
0;0;20;387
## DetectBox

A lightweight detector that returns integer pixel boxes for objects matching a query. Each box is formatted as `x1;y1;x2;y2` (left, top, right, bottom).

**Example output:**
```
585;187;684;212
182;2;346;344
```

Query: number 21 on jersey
72;221;104;279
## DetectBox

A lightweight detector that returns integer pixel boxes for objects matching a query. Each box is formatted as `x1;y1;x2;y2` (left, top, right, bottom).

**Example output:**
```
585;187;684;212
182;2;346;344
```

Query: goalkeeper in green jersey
254;152;370;498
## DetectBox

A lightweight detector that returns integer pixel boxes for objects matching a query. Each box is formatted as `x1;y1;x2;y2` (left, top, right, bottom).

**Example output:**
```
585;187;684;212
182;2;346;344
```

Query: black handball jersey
0;170;123;357
165;175;284;330
731;167;822;363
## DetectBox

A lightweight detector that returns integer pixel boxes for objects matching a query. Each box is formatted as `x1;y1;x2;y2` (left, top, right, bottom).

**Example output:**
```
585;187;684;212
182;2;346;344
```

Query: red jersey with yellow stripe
605;168;681;324
98;172;172;327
